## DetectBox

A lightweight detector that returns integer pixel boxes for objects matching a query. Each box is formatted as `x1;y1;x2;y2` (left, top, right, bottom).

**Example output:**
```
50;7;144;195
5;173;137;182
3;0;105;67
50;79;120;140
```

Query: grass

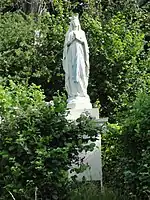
69;182;128;200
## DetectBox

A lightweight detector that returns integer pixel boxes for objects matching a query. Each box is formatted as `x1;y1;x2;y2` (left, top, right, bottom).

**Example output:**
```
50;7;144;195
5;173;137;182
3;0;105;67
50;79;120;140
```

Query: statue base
67;96;92;110
66;108;99;120
65;100;107;183
68;117;108;183
68;134;102;182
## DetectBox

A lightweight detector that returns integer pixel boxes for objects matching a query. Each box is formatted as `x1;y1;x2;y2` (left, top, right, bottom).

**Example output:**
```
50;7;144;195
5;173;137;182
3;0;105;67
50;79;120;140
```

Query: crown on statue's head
71;13;79;21
69;13;81;30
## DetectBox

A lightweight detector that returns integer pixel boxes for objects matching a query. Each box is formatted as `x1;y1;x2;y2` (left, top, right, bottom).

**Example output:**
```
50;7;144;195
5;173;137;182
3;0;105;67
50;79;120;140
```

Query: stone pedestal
67;96;92;110
66;108;99;120
67;107;108;185
68;134;102;182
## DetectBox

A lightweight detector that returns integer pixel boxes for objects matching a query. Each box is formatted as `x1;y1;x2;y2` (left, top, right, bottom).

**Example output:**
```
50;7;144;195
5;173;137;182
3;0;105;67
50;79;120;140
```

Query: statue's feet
67;96;92;109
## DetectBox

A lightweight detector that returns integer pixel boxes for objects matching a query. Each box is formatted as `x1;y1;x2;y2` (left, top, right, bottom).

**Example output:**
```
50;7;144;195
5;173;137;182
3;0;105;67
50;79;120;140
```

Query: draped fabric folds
63;15;90;101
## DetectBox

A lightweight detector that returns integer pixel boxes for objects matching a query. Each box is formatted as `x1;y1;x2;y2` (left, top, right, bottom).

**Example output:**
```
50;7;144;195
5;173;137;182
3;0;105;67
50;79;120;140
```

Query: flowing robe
63;29;90;100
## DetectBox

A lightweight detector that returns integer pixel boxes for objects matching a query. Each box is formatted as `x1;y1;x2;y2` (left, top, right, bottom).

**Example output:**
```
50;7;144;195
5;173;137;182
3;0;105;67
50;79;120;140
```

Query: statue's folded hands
73;31;84;44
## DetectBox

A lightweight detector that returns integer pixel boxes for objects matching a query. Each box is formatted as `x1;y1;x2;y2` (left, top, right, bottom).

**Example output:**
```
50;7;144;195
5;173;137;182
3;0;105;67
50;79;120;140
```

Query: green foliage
0;12;68;100
69;183;127;200
0;81;98;200
102;92;150;199
0;0;14;9
82;12;147;117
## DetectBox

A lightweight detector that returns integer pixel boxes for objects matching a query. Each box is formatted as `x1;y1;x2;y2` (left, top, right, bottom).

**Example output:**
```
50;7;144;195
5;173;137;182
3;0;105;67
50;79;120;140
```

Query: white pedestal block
66;105;108;184
66;108;99;120
69;135;102;182
67;96;92;110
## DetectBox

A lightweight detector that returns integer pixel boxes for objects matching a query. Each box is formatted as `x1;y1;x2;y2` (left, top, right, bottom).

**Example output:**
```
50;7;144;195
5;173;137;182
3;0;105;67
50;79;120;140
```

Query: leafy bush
82;12;146;117
0;81;98;200
102;92;150;199
0;12;68;100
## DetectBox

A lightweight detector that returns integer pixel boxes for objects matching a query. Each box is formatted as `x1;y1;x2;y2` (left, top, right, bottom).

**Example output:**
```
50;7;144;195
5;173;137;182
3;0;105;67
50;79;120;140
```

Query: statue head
70;14;81;31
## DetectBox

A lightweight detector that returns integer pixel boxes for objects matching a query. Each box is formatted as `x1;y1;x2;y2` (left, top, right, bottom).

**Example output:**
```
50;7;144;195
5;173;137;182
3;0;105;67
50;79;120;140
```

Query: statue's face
72;20;79;30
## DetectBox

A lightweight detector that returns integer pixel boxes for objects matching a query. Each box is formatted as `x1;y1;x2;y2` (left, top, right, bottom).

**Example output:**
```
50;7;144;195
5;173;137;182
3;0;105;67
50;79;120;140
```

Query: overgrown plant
0;81;98;200
102;92;150;199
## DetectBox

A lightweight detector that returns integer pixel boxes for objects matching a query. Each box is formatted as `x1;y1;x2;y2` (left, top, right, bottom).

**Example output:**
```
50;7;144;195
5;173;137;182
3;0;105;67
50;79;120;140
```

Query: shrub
102;92;150;199
0;81;98;200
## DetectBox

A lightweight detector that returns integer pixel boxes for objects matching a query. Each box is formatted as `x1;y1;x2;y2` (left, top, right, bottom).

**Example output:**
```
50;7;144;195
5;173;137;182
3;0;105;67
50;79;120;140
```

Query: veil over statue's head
69;14;81;31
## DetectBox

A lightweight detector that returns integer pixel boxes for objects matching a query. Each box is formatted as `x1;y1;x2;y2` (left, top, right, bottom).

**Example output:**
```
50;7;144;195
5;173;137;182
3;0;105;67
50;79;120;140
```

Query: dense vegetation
0;0;149;199
102;92;150;199
0;81;99;199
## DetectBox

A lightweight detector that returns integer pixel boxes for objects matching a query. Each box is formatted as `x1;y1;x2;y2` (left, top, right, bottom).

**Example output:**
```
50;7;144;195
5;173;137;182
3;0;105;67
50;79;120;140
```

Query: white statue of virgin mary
63;14;92;109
